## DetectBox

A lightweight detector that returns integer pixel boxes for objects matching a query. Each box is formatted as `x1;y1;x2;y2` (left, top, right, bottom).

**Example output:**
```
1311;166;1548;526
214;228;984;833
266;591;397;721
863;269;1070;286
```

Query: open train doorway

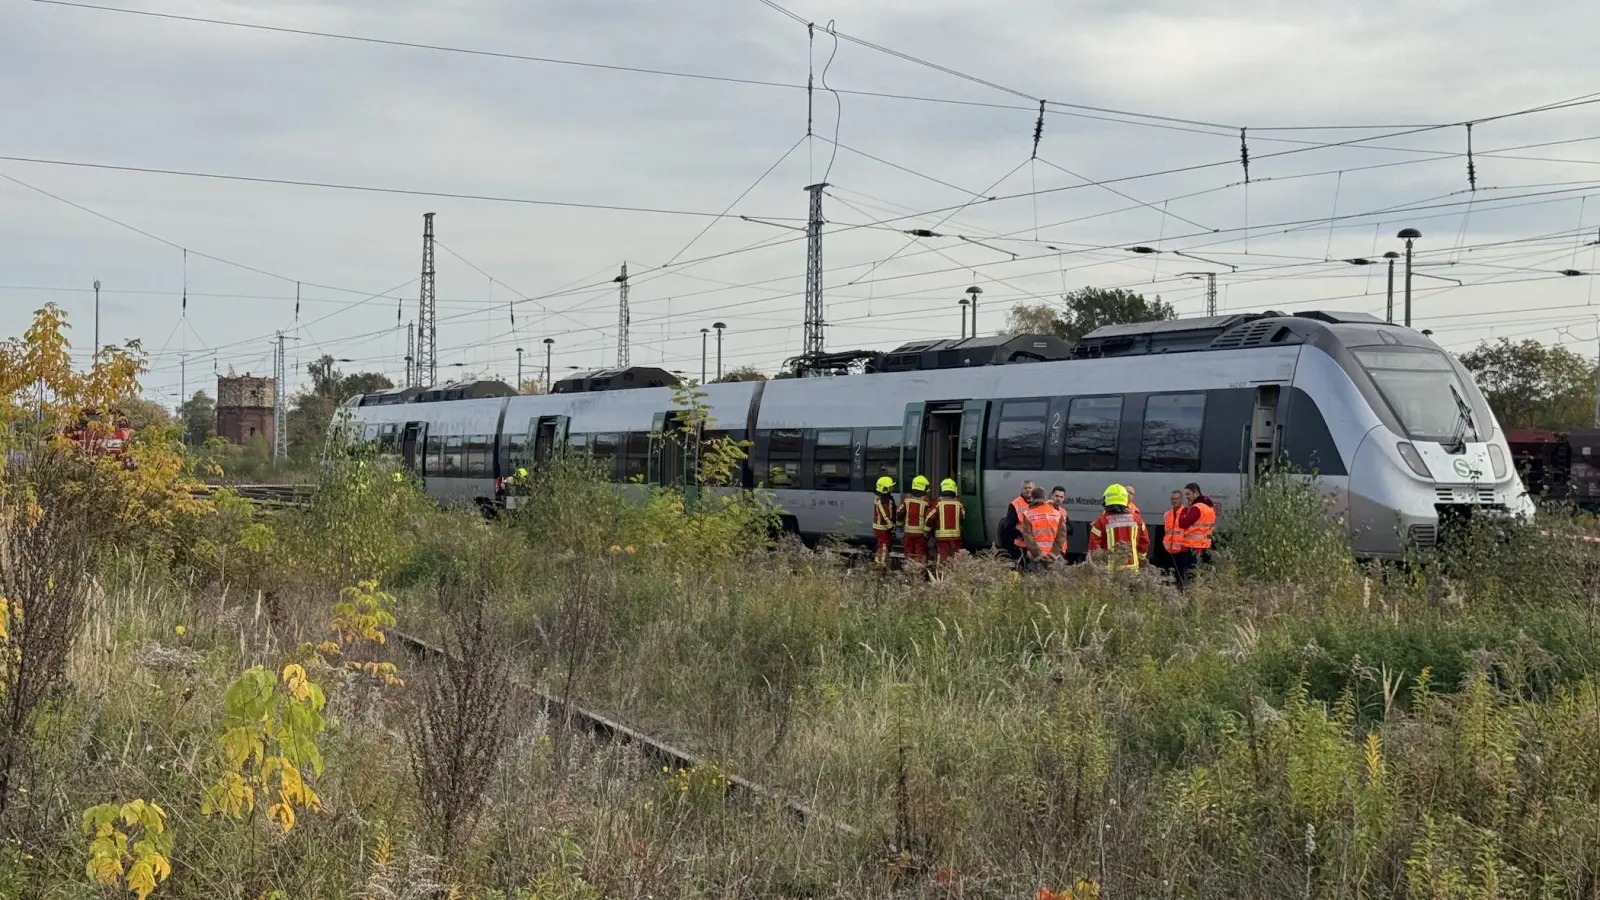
900;400;989;545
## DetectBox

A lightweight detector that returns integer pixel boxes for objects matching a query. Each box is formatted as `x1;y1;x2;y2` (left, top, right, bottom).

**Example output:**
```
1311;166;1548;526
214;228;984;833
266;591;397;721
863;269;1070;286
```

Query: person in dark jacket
997;479;1036;560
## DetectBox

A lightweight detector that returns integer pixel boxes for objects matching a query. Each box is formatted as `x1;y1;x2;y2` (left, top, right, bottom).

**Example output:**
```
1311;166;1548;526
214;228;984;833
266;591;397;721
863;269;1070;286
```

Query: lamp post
93;279;101;357
1398;228;1421;328
542;337;554;392
700;328;710;383
516;347;524;390
958;297;970;339
713;322;726;380
965;286;983;336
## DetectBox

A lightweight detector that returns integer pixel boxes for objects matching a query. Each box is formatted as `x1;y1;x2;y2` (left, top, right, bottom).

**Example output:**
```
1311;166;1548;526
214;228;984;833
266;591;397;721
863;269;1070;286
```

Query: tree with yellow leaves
202;664;327;833
82;799;174;900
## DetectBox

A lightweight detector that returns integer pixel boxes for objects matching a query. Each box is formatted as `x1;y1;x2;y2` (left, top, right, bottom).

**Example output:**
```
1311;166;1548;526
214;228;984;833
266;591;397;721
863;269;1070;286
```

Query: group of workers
872;475;968;571
873;473;1216;586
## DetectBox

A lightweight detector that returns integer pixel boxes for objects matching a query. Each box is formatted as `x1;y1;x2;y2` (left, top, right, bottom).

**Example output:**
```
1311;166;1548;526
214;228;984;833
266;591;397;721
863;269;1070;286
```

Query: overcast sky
5;0;1600;406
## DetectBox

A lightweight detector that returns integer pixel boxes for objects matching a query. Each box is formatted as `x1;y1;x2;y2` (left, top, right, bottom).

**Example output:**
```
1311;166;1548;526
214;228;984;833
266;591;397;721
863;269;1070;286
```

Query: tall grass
7;452;1600;898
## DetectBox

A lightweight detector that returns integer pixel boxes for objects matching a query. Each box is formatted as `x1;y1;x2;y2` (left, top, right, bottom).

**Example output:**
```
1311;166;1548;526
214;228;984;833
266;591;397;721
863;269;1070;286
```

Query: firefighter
1020;487;1063;569
932;478;965;568
1088;483;1149;570
1162;490;1188;585
501;465;531;509
998;478;1037;560
903;475;933;569
872;476;900;569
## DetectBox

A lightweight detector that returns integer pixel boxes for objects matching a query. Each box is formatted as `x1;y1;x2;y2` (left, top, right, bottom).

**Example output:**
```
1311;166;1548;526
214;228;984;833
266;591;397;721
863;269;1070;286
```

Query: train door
899;400;989;546
401;422;427;486
1240;384;1282;492
531;415;569;464
649;411;698;487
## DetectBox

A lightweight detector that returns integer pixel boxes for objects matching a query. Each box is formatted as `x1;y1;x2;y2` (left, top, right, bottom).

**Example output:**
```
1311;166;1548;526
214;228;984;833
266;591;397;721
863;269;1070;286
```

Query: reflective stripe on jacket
1184;503;1216;549
872;496;898;533
933;496;965;539
1023;505;1061;557
1162;508;1187;554
903;496;931;535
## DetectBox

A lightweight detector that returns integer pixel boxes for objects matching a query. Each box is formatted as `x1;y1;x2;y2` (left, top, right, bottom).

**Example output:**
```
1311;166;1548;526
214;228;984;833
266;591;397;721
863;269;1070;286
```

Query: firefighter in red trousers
872;476;900;569
932;478;965;569
1088;483;1149;570
902;475;932;569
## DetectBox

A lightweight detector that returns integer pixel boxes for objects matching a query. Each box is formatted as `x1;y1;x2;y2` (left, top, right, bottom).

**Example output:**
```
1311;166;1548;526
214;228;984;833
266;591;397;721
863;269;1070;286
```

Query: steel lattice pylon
417;212;438;387
803;183;828;362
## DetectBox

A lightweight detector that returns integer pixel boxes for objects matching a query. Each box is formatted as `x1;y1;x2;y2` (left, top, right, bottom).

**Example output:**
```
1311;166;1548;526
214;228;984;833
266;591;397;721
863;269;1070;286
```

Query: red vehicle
64;407;136;469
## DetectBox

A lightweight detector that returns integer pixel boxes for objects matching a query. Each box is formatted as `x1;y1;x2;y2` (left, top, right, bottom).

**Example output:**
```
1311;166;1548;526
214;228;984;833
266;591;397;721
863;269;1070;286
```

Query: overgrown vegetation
6;304;1600;898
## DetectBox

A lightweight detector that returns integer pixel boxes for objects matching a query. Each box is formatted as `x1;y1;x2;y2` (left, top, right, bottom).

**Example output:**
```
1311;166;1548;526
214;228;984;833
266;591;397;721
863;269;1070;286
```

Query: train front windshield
1351;346;1483;444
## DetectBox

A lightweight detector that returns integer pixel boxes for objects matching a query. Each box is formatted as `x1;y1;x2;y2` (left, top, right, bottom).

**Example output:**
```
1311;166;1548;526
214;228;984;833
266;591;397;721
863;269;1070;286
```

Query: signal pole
803;183;828;365
417;213;438;387
614;262;630;367
93;279;101;357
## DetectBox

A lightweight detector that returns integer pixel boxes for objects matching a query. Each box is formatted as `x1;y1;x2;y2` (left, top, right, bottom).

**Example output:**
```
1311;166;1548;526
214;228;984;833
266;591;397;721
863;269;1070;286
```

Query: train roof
1073;309;1391;359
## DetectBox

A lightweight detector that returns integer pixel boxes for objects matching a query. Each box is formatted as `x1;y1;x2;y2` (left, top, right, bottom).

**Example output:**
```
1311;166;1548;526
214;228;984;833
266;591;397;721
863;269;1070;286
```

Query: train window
443;436;464;477
865;428;902;481
623;432;650;481
764;429;801;487
1063;396;1122;471
465;435;491;477
566;433;590;454
813;429;853;491
1139;394;1206;472
379;423;398;452
592;433;619;459
424;434;443;476
996;400;1049;470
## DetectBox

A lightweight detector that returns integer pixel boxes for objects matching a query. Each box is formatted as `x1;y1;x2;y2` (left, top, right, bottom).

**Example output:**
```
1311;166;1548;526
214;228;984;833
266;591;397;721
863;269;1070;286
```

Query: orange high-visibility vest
1010;495;1031;547
903;495;931;535
1163;508;1187;554
933;496;965;538
1184;503;1216;550
872;496;898;533
1022;504;1060;556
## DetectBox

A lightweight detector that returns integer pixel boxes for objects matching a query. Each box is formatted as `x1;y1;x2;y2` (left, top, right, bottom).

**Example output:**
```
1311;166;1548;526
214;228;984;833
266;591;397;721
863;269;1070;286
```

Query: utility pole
93;280;101;357
516;347;524;390
614;262;630;367
803;183;828;365
1202;273;1217;316
405;321;415;387
1398;228;1421;328
417;212;438;387
179;352;188;410
543;337;554;392
959;297;969;339
700;327;710;383
966;286;983;335
714;322;726;380
274;333;286;460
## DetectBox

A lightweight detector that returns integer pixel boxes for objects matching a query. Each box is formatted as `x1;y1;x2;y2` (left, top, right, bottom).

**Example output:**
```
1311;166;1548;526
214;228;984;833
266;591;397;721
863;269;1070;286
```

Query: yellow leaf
281;664;312;702
268;801;296;833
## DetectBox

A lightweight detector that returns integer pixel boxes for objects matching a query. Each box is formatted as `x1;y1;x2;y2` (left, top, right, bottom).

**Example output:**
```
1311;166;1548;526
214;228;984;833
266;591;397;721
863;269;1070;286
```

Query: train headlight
1396;441;1431;479
1489;444;1508;480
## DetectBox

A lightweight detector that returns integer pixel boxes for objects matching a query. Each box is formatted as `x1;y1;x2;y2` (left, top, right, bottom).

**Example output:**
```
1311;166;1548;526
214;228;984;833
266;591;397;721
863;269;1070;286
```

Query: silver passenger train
331;310;1533;559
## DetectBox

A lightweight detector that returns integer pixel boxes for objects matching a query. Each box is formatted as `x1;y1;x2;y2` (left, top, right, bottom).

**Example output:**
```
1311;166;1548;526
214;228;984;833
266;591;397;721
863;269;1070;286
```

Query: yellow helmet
911;475;930;491
1103;483;1129;507
940;478;958;493
875;475;896;493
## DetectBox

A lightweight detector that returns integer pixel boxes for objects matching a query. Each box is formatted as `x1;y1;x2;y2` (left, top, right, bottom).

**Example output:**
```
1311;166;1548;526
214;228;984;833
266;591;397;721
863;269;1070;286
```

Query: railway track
389;628;856;837
190;483;315;507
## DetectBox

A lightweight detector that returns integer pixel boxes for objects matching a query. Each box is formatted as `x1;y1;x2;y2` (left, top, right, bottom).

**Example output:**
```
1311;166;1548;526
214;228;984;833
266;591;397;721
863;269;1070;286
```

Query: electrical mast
405;321;415;388
614;262;630;368
417;212;438;387
273;333;286;460
1203;272;1218;317
802;183;828;365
